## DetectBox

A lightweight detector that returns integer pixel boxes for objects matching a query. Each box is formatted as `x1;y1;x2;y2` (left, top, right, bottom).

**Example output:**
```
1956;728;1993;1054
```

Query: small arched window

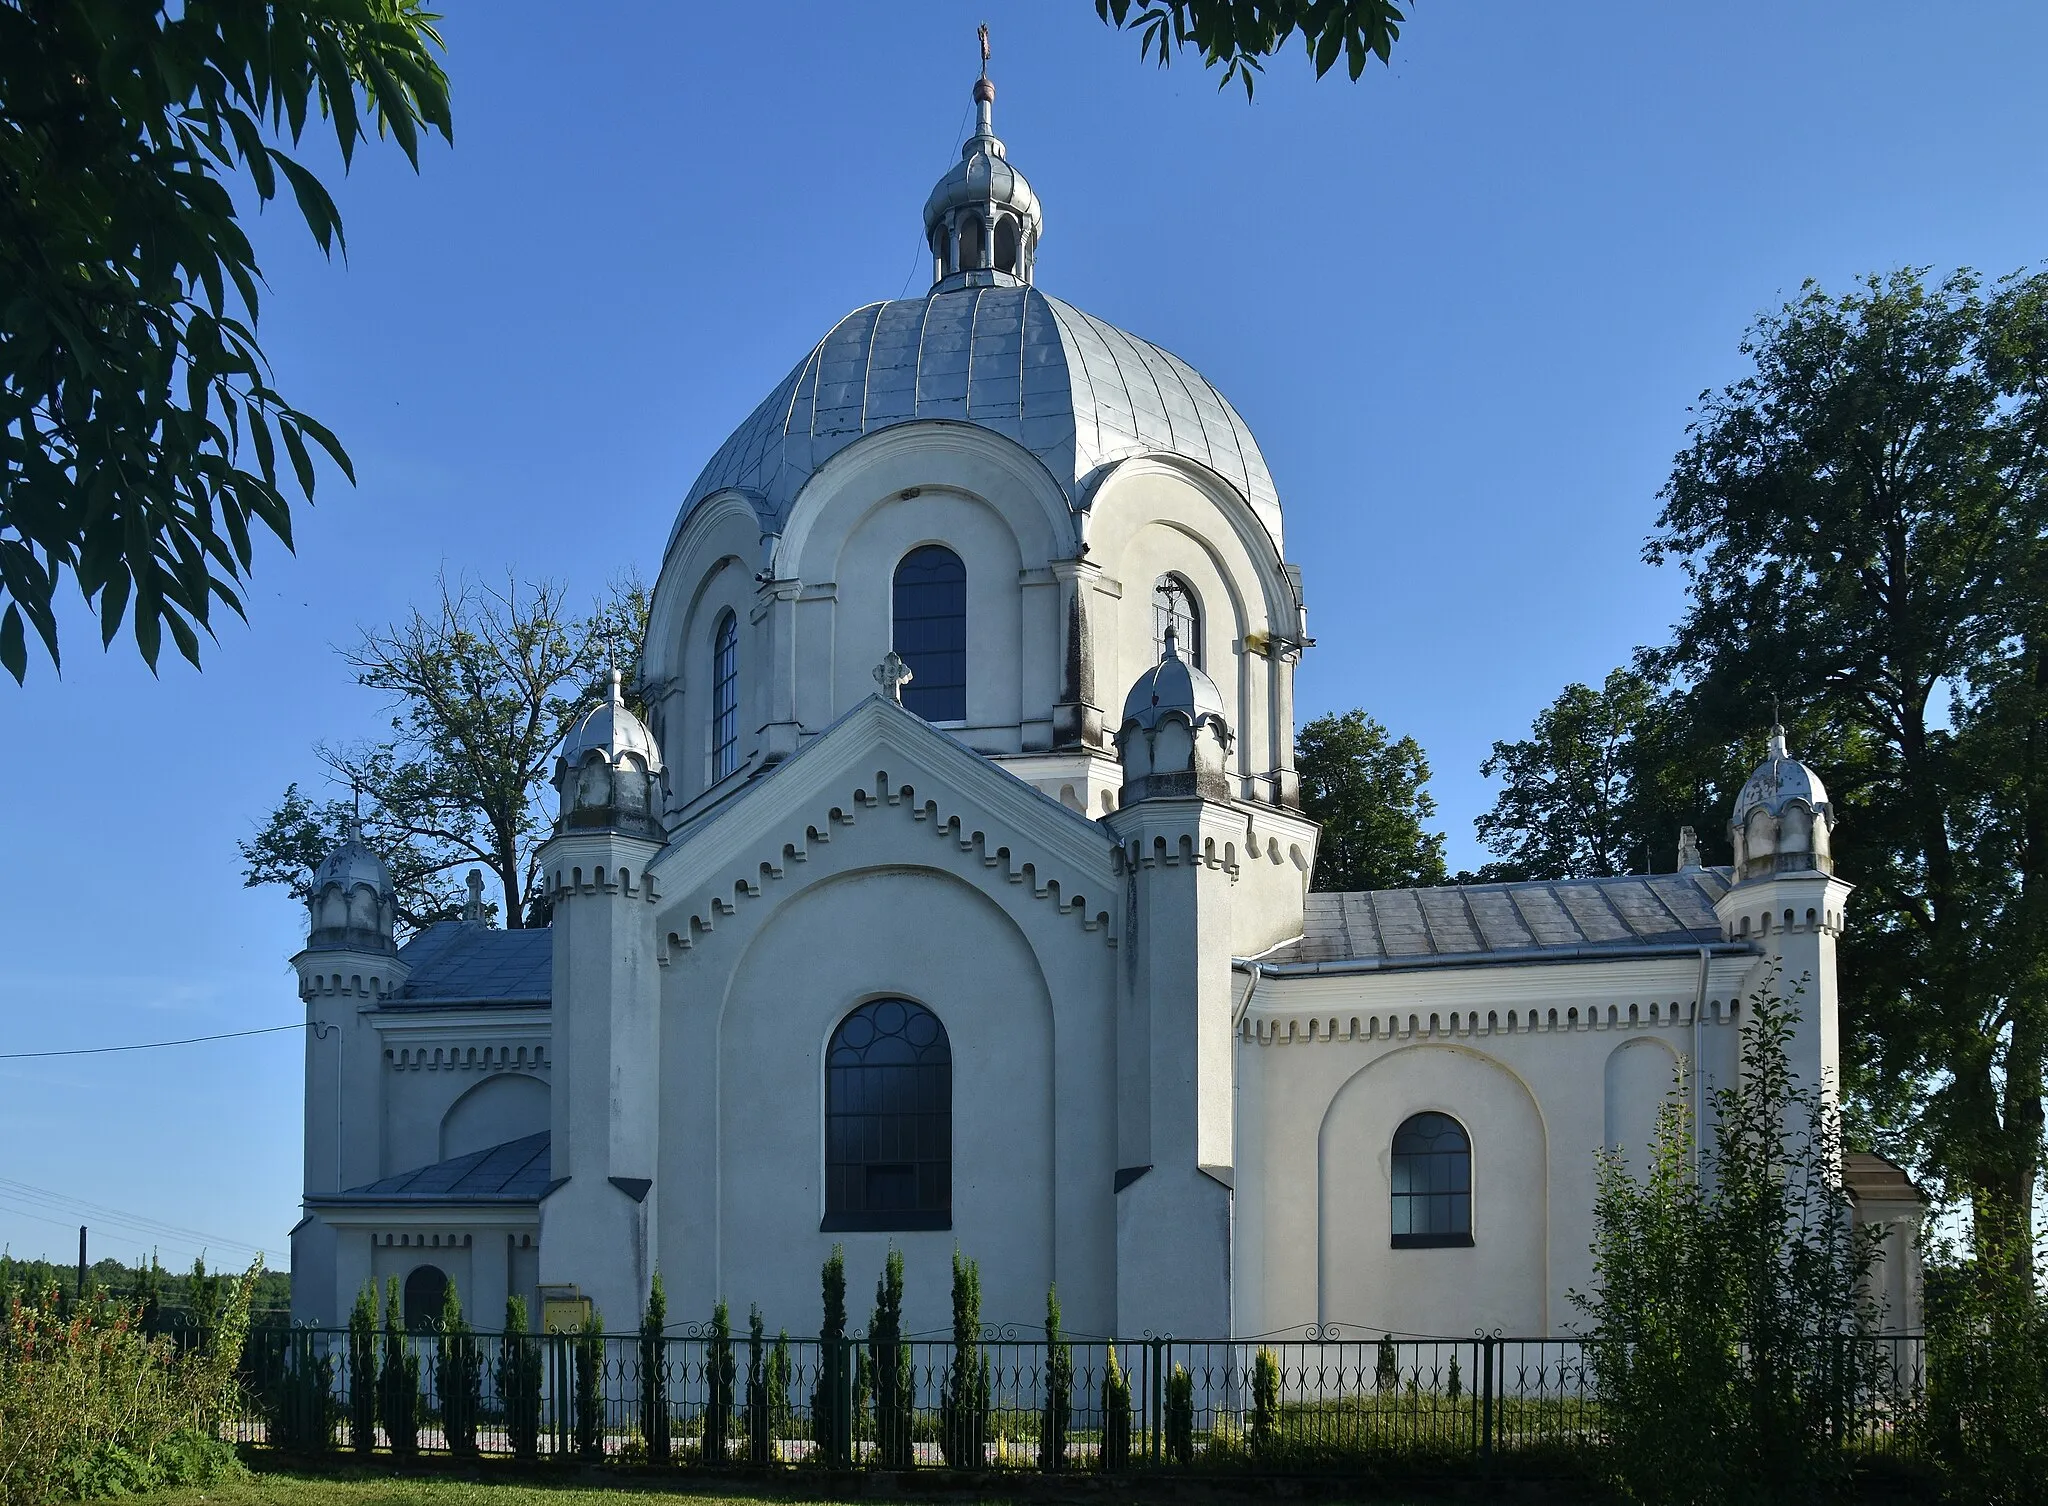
1390;1112;1473;1248
824;999;952;1231
403;1265;449;1330
1153;574;1201;668
711;610;740;782
958;214;985;271
994;215;1018;273
893;546;966;721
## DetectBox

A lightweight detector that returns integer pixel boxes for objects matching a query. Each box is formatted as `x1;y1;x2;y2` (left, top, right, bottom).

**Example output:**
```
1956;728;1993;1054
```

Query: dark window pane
893;547;966;721
1152;575;1202;669
825;998;952;1230
711;612;740;780
1389;1112;1473;1246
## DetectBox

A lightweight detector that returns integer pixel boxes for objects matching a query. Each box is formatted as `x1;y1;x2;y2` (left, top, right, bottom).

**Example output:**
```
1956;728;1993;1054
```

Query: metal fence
225;1328;1929;1472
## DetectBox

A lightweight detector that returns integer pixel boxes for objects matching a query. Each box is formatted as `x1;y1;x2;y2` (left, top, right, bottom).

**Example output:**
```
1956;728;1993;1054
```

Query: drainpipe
1693;946;1711;1176
1229;961;1264;1341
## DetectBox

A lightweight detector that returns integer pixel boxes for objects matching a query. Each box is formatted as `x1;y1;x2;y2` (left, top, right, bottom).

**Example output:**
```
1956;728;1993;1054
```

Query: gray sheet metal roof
309;1133;550;1207
393;923;552;1004
675;284;1281;548
1264;869;1735;968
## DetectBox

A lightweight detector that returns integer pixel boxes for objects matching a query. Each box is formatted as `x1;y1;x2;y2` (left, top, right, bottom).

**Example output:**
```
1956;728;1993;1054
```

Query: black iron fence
226;1328;1929;1472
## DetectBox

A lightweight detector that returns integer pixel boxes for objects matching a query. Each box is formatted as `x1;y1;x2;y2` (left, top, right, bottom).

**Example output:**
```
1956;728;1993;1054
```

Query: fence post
834;1336;853;1468
1479;1335;1495;1464
1147;1338;1162;1467
550;1332;569;1459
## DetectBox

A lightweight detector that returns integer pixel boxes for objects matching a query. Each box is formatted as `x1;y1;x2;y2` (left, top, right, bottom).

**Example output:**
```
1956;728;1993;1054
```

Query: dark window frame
1152;573;1202;668
892;545;967;722
1390;1110;1474;1249
711;609;740;781
822;998;952;1233
402;1264;449;1330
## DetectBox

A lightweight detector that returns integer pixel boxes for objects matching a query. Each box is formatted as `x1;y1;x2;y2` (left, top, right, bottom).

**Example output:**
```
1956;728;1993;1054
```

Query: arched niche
440;1072;550;1162
1603;1037;1681;1162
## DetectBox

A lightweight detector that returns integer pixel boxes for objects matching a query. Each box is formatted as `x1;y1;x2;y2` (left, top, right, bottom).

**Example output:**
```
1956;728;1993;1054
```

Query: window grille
823;998;951;1231
1153;574;1201;667
711;610;739;781
1390;1111;1473;1247
893;546;967;721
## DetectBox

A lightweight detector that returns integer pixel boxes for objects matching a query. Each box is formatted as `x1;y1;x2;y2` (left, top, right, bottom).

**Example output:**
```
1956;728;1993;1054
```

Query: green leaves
0;2;452;682
1295;708;1447;890
1095;0;1410;97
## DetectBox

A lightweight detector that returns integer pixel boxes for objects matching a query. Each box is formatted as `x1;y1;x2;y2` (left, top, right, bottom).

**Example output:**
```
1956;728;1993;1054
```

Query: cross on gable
874;651;914;704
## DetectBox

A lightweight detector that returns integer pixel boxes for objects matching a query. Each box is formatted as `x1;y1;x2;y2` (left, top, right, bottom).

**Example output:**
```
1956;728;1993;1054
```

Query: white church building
287;72;1922;1341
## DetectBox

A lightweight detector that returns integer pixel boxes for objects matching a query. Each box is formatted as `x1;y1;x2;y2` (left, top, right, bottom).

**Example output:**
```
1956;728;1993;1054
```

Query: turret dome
306;822;397;954
555;670;666;838
1115;623;1233;804
1729;725;1836;882
923;75;1041;289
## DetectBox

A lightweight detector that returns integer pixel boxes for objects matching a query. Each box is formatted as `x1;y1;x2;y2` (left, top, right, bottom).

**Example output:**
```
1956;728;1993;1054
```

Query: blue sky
2;1;2043;1267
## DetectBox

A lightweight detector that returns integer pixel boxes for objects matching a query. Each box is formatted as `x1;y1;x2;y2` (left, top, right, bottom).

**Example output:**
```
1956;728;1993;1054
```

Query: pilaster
1051;558;1103;750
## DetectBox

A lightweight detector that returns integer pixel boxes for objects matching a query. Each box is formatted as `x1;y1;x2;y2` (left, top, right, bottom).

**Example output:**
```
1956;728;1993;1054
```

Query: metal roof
674;284;1281;549
309;1133;550;1207
393;923;552;1004
1261;869;1736;969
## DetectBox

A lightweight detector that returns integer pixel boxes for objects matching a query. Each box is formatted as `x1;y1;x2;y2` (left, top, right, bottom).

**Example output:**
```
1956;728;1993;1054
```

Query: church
286;68;1922;1341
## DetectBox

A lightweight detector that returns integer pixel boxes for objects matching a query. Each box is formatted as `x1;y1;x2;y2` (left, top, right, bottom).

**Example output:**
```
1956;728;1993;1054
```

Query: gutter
1231;939;1753;979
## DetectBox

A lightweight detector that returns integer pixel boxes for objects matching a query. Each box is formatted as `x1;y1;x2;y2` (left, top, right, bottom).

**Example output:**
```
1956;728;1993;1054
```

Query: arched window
1153;574;1201;668
1390;1112;1473;1248
893;546;966;721
958;214;985;271
710;610;739;781
994;215;1018;273
402;1264;448;1330
824;998;951;1231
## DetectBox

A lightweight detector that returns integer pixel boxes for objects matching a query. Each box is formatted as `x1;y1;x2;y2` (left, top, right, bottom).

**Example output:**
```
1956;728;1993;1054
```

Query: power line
0;1022;306;1060
0;1179;274;1259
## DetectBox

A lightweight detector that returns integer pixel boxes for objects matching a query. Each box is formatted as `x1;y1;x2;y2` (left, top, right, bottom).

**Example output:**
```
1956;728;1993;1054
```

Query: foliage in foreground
1575;976;1885;1505
0;1262;259;1505
1924;1214;2048;1505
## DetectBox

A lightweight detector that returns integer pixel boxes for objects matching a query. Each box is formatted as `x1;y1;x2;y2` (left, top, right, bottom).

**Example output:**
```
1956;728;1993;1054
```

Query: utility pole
76;1225;86;1306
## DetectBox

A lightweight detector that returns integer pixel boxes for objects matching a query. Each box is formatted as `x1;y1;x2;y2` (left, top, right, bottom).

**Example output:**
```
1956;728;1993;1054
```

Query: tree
1646;267;2048;1237
1039;1285;1070;1472
939;1249;988;1468
1470;667;1740;882
0;1;450;682
435;1277;480;1458
639;1272;670;1466
810;1245;848;1463
240;573;646;933
868;1248;912;1470
1095;1;1412;98
1295;709;1447;890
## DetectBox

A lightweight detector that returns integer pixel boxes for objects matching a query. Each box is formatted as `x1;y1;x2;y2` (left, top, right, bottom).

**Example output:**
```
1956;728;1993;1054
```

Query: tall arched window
1153;574;1201;668
893;546;966;721
403;1264;448;1330
710;610;739;781
823;998;951;1231
1390;1112;1473;1248
958;214;985;271
994;215;1018;273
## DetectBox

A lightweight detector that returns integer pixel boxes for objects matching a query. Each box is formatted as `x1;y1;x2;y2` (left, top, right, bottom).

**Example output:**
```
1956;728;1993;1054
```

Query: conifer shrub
704;1299;735;1465
376;1277;420;1457
346;1282;377;1454
498;1296;542;1463
1099;1345;1132;1472
1165;1364;1194;1466
809;1246;848;1464
266;1326;337;1453
573;1308;604;1462
1039;1285;1071;1473
940;1249;989;1467
1374;1334;1399;1392
767;1329;794;1444
1250;1347;1279;1459
868;1249;913;1469
1575;976;1884;1506
1447;1351;1462;1401
436;1280;481;1457
639;1273;670;1465
746;1305;768;1466
851;1347;873;1446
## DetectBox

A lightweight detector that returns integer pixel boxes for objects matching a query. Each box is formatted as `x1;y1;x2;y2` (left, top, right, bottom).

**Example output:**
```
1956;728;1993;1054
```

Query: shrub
746;1305;768;1466
809;1246;848;1464
869;1249;913;1469
1574;975;1884;1506
1165;1364;1194;1465
266;1328;338;1453
704;1299;734;1466
1924;1213;2048;1503
1039;1285;1070;1472
939;1249;988;1467
436;1280;481;1458
498;1296;542;1463
573;1308;604;1461
1100;1344;1131;1472
639;1273;670;1465
1250;1347;1279;1459
376;1277;420;1457
1374;1334;1399;1392
767;1329;794;1443
346;1281;377;1454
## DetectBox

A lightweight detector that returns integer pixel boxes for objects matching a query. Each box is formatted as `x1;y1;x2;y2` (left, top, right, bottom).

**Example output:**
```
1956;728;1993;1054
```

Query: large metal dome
673;283;1281;550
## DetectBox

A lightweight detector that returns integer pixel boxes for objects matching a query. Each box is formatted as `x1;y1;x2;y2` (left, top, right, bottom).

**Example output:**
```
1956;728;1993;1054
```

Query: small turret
1115;623;1233;804
924;34;1041;288
1728;724;1835;883
555;670;665;838
304;823;397;954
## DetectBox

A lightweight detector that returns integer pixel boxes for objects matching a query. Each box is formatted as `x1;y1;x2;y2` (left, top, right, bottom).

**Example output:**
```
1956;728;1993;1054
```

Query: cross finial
874;651;915;704
463;869;486;924
978;21;990;77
